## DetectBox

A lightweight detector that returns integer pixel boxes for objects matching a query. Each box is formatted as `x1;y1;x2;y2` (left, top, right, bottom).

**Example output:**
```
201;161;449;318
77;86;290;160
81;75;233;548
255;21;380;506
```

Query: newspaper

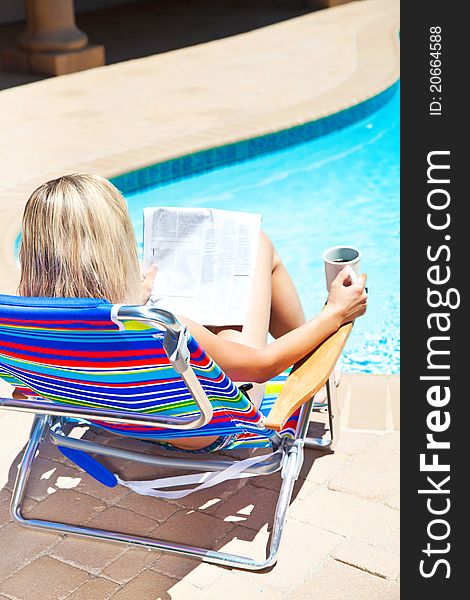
143;207;261;325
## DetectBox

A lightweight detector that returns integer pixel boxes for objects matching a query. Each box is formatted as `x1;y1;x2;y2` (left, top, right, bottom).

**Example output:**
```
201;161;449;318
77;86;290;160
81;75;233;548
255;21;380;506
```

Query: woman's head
19;173;141;303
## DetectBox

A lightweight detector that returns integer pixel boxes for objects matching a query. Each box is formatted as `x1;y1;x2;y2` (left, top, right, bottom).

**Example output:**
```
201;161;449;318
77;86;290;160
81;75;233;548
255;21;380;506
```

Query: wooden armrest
264;323;353;431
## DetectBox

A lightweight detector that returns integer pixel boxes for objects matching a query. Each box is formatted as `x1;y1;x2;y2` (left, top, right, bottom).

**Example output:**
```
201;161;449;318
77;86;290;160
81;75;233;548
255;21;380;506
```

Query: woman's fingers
144;264;158;286
326;268;368;326
141;263;158;302
333;269;367;290
333;267;353;287
350;273;367;291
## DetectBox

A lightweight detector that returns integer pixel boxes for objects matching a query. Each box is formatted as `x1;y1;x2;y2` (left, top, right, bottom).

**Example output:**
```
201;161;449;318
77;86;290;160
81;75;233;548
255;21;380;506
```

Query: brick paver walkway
0;375;399;599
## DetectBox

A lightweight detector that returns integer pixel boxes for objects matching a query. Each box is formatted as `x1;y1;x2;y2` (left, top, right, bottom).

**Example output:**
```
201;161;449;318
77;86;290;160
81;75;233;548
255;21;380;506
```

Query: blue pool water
126;87;400;373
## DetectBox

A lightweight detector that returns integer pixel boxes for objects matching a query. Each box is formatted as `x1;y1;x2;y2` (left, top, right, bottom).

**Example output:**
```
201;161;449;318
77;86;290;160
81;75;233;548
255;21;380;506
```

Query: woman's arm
181;270;368;384
182;305;340;383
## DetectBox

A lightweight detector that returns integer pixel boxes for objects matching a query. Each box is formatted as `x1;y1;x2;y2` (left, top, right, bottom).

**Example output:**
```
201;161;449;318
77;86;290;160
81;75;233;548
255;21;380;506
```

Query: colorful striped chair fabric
0;295;298;450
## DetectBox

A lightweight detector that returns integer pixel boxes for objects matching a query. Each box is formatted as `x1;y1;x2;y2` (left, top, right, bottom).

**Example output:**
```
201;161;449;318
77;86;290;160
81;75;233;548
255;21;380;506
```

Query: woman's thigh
215;231;273;407
168;232;273;449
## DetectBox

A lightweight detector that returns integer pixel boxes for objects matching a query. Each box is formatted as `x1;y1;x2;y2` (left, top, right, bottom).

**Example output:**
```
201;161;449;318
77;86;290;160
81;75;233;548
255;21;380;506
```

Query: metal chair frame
0;305;340;571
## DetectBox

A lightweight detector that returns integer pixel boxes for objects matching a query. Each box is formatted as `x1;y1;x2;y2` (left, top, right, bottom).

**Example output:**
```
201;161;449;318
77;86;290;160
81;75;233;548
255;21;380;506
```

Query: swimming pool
125;85;399;374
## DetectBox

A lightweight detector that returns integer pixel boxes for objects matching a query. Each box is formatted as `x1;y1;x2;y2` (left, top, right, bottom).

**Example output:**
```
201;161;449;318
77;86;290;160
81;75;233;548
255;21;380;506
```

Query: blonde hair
19;173;141;304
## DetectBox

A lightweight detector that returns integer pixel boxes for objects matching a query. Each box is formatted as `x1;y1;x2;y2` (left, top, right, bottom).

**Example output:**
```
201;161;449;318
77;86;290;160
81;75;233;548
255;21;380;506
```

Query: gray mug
322;246;361;291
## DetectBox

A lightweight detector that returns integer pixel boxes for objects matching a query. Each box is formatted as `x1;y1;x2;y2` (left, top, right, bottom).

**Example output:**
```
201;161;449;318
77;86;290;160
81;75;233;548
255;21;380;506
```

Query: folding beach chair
0;294;351;570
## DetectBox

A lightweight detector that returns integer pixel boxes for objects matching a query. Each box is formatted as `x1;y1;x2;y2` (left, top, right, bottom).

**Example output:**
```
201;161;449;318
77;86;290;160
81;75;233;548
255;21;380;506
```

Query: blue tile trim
112;81;398;195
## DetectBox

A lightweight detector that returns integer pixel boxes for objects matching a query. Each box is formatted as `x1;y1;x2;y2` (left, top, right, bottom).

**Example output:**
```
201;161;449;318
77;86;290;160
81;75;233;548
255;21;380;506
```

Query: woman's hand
183;266;368;384
325;267;368;327
140;263;158;304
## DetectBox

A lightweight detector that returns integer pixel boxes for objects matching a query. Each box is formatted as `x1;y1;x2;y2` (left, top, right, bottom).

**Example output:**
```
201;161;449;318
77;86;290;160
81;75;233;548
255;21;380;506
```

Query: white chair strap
115;449;284;499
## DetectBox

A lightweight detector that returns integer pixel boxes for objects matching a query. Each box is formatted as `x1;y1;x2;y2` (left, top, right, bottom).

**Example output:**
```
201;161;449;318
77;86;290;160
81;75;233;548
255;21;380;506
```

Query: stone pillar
1;0;105;76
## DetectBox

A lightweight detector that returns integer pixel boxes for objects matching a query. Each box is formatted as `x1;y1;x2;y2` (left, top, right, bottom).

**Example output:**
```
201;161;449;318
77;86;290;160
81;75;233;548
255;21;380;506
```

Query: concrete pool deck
0;0;400;597
0;0;399;293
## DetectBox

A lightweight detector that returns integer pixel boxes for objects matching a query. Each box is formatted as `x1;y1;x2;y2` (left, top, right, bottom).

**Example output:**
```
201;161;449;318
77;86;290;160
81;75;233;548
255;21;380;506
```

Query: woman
18;173;367;450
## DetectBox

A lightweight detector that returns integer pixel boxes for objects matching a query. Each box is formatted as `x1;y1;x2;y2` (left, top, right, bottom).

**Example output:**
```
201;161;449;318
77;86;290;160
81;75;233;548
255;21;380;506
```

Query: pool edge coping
111;80;399;195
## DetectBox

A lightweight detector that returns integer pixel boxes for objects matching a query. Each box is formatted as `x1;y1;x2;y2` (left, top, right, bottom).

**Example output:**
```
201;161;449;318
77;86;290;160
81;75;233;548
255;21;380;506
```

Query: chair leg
304;372;340;450
10;414;50;525
10;417;301;571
